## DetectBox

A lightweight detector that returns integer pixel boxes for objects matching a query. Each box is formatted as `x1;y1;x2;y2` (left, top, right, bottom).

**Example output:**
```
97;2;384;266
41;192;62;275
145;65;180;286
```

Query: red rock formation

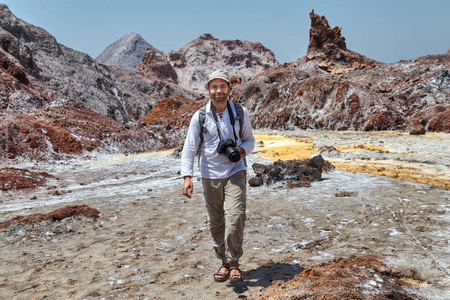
259;255;420;299
0;205;100;228
0;105;185;161
139;96;207;128
427;109;450;132
306;10;379;73
1;109;87;160
0;51;30;85
307;9;347;53
0;167;55;190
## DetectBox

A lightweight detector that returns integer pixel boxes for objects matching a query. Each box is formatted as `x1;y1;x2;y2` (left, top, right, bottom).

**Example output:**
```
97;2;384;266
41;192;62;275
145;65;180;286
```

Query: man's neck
211;100;227;113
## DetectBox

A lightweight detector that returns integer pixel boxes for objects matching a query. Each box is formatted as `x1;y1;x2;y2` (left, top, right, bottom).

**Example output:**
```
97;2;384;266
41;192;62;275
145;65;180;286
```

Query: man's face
208;78;231;103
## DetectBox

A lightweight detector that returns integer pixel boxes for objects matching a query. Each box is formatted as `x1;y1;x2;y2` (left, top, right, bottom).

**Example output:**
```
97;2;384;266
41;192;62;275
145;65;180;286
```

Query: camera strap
211;101;238;143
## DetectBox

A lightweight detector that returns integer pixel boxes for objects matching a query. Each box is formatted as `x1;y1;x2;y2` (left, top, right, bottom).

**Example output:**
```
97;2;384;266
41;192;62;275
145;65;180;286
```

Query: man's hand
237;147;246;157
182;176;194;199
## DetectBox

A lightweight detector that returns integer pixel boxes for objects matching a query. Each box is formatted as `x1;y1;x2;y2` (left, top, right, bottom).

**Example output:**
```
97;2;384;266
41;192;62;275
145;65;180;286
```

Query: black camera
217;139;241;162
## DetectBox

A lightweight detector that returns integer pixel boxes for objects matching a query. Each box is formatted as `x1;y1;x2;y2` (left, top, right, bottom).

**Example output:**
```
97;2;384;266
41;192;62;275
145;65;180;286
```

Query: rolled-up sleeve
180;111;201;177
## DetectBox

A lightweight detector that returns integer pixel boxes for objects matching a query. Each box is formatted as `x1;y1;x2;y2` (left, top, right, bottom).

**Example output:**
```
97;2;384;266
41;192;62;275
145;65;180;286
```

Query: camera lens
226;147;241;162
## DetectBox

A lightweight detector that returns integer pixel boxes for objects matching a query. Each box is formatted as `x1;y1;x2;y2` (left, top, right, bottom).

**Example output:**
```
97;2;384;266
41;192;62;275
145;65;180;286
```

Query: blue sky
2;0;449;64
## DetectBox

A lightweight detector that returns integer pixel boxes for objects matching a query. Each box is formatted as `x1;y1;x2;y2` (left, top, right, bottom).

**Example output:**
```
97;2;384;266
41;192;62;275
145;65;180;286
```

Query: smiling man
181;69;255;283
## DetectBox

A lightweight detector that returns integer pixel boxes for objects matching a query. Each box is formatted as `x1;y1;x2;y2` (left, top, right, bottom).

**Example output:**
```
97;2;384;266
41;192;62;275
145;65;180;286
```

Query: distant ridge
96;33;156;70
136;33;280;93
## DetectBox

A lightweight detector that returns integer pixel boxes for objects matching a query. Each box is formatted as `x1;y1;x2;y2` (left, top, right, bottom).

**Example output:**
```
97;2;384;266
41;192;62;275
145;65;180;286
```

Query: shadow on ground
227;262;305;294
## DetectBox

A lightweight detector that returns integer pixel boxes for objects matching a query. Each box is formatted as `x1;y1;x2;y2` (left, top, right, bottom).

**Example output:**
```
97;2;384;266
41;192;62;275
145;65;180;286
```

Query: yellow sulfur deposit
253;134;319;160
253;133;449;189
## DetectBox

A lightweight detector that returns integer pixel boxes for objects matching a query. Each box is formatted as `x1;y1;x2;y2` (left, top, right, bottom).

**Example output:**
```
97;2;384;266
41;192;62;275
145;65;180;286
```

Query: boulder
248;155;333;187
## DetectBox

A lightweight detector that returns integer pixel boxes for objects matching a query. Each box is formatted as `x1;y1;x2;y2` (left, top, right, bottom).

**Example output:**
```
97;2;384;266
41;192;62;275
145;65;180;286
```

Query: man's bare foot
213;264;230;282
229;266;244;283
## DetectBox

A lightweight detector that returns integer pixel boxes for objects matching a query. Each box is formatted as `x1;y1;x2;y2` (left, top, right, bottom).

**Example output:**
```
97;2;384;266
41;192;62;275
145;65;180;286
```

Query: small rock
248;176;264;187
409;125;426;135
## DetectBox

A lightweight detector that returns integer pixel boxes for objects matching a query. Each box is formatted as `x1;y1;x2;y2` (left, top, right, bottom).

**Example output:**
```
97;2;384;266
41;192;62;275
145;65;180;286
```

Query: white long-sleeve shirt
181;100;255;179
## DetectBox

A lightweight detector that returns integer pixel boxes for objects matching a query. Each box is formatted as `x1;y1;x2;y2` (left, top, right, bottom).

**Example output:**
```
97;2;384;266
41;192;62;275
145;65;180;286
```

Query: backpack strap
234;103;244;140
233;103;247;167
197;105;207;156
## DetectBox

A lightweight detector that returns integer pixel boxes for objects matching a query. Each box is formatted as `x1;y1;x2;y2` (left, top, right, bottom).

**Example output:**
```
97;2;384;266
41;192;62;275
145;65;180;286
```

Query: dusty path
0;130;449;299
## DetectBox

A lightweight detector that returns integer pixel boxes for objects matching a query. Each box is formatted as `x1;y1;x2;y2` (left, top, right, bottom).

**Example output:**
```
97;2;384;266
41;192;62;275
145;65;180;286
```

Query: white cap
205;69;230;90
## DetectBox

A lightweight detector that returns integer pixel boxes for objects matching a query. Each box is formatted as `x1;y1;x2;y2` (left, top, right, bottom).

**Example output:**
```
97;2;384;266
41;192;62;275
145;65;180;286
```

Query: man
181;69;255;283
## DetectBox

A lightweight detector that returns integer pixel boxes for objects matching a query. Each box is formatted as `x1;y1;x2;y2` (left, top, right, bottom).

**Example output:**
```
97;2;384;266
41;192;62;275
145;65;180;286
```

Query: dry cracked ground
0;130;449;299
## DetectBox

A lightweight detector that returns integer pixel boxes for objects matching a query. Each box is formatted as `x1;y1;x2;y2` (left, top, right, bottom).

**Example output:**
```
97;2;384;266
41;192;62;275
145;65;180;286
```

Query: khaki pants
202;170;246;264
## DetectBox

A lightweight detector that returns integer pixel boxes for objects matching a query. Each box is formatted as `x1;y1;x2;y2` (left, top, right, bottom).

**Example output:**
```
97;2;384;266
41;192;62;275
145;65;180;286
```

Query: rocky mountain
229;10;450;133
0;4;191;160
0;5;193;123
96;32;156;70
137;33;280;93
148;10;449;133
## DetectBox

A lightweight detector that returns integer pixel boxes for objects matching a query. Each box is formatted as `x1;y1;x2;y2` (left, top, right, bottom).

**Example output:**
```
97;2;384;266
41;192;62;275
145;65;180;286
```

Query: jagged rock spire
307;9;347;54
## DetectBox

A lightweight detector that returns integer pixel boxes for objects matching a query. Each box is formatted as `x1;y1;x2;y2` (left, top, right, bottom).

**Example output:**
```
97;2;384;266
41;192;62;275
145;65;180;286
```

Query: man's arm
180;111;201;198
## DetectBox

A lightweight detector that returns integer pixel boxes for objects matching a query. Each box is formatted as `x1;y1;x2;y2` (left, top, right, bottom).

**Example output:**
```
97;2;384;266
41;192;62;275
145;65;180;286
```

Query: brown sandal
214;264;230;282
229;266;244;283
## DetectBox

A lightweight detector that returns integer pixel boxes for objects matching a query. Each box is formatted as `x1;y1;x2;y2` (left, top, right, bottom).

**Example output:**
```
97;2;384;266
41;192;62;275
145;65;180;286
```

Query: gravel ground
0;130;449;299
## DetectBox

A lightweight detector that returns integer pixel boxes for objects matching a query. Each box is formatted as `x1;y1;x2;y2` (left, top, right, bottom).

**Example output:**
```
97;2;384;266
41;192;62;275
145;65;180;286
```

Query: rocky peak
0;4;9;12
305;10;379;73
198;33;216;41
307;9;347;54
96;32;156;70
0;4;62;58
